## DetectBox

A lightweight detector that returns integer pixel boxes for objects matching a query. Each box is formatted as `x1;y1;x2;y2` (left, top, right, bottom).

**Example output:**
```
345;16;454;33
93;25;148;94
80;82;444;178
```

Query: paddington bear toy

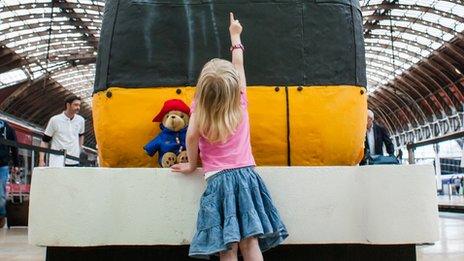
144;99;190;167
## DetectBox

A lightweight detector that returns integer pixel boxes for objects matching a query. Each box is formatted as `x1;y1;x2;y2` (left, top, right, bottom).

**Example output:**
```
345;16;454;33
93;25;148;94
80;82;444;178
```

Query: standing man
360;109;395;165
39;96;85;167
0;119;19;228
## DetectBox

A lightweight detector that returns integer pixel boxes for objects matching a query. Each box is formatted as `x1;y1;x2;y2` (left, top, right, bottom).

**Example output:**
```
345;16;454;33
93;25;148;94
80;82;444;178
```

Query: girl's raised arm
229;12;246;91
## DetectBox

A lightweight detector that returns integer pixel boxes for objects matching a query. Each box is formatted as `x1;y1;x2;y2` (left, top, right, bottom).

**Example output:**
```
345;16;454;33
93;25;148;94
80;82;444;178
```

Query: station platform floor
0;212;462;260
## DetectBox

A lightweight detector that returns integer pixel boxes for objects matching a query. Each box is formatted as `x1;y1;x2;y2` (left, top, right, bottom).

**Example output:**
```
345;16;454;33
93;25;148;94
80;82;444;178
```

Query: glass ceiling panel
0;69;28;89
363;0;464;91
1;0;102;100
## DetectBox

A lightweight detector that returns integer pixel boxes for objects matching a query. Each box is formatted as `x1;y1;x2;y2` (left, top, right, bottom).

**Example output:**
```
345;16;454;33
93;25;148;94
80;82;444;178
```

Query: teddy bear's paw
177;151;188;163
161;152;177;168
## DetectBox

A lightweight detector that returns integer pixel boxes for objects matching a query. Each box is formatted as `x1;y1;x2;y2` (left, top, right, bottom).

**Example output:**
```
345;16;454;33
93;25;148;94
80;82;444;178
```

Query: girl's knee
239;237;259;251
220;243;238;256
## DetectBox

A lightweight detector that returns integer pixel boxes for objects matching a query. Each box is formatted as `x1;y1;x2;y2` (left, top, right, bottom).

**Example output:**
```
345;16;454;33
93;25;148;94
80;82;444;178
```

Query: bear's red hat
153;99;190;122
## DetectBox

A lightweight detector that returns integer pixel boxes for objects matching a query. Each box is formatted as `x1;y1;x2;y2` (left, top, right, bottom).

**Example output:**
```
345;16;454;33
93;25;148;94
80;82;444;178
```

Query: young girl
171;12;288;260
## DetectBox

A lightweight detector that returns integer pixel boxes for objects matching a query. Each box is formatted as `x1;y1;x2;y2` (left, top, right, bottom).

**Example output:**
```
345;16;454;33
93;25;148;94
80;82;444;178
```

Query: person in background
0;119;19;228
397;149;403;162
39;95;85;167
360;109;395;165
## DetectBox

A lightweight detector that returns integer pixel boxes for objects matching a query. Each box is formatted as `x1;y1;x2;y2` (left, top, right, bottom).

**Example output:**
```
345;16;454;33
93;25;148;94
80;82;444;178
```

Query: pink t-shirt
191;90;256;173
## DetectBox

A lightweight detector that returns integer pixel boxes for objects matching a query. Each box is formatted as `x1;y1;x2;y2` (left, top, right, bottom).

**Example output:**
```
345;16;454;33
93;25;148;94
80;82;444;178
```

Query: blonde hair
194;58;242;143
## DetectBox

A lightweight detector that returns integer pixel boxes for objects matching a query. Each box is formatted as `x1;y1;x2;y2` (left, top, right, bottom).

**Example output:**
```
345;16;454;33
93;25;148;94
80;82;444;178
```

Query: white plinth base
29;165;439;247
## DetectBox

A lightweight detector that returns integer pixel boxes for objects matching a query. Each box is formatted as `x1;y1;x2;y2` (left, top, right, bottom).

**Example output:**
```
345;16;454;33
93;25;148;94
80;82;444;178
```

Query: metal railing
415;156;464;197
0;137;82;163
0;138;97;185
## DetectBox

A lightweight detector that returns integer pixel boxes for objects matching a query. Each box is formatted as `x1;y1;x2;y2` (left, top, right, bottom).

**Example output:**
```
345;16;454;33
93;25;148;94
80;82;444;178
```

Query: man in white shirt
360;110;394;165
39;96;85;167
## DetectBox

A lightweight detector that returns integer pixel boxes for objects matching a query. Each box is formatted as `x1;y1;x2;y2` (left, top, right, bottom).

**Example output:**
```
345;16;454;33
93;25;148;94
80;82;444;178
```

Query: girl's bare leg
239;237;263;261
220;243;239;261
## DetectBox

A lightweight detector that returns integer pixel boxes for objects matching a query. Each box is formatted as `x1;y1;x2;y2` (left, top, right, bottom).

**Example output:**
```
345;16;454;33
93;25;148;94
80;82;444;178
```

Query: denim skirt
189;166;288;259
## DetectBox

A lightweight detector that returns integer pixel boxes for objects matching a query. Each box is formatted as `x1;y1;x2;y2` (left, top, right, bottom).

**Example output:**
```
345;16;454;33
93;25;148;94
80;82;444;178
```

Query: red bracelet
230;43;245;52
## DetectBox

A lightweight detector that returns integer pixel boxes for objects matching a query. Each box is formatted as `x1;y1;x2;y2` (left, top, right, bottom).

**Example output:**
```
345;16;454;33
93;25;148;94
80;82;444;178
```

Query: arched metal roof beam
366;33;464;79
365;50;417;70
27;91;71;120
365;55;411;74
365;15;458;35
365;34;433;53
391;76;439;120
371;108;397;135
0;14;101;34
12;42;92;59
365;69;392;86
414;60;462;109
382;83;430;125
366;44;462;78
372;88;418;128
369;92;406;132
368;96;404;132
11;47;94;65
365;53;455;113
423;55;464;86
366;76;385;88
365;64;440;124
362;3;464;24
442;42;464;63
379;86;425;126
431;48;464;81
365;42;426;59
365;49;418;66
4;79;62;112
366;65;394;78
401;71;449;119
2;30;97;49
364;24;445;44
367;98;396;134
411;65;456;113
3;2;103;14
52;0;100;50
